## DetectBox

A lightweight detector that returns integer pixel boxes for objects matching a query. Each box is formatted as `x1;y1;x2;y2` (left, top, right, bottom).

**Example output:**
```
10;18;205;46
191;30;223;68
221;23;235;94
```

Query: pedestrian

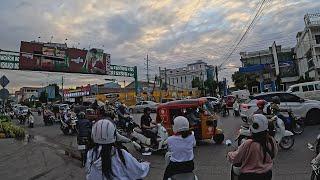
227;114;278;180
163;116;196;180
86;119;150;180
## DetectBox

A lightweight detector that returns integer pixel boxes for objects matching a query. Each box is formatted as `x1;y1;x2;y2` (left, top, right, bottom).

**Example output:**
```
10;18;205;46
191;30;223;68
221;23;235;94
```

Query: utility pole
159;67;162;102
61;76;64;102
215;66;219;96
145;54;150;84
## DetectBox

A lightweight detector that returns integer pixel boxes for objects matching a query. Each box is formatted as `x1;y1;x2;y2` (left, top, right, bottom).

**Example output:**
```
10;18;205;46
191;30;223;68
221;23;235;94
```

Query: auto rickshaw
156;98;224;144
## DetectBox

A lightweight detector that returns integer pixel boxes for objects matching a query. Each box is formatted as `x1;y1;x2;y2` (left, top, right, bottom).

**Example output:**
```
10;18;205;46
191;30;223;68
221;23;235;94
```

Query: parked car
161;98;176;103
128;101;158;113
240;92;320;124
287;81;320;101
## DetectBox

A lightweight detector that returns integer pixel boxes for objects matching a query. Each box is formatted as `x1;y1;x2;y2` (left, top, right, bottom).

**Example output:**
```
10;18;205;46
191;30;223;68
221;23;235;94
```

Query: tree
232;71;259;92
39;91;48;103
204;78;217;96
48;84;61;101
192;77;205;96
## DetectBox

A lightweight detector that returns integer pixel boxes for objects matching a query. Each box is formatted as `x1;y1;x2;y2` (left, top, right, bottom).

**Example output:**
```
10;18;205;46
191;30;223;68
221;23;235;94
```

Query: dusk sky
1;0;320;92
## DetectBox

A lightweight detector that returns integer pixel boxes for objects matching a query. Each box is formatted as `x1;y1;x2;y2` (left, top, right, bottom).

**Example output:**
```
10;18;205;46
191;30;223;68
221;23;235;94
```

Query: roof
157;98;207;109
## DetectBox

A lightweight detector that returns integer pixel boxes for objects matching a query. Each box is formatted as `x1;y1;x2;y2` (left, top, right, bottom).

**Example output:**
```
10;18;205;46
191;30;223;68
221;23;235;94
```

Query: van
231;90;250;100
287;81;320;101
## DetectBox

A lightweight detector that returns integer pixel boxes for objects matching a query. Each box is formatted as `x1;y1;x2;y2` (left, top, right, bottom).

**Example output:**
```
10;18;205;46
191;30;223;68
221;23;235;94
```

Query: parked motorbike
308;143;320;180
236;116;295;150
233;101;240;117
60;115;78;135
125;122;168;155
27;115;34;128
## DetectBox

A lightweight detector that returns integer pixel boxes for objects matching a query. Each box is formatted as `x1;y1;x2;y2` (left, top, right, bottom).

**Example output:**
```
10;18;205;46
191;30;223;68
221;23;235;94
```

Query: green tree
39;91;48;103
231;71;259;92
192;77;205;96
204;78;217;96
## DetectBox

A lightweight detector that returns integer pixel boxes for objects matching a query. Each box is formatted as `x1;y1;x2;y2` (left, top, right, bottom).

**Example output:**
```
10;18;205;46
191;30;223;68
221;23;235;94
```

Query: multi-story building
295;13;320;80
239;43;299;92
15;87;40;102
160;60;214;90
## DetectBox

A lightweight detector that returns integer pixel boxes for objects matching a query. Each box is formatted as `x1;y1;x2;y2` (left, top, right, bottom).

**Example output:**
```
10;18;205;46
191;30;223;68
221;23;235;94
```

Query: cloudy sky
1;0;320;92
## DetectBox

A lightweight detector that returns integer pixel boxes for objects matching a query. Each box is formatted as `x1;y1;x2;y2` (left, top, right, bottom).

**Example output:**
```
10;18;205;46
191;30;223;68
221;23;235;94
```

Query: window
172;78;174;84
185;76;187;82
315;35;320;44
302;85;308;92
291;86;300;92
142;102;148;105
176;78;178;84
181;77;183;83
308;84;315;91
281;93;300;102
315;84;320;90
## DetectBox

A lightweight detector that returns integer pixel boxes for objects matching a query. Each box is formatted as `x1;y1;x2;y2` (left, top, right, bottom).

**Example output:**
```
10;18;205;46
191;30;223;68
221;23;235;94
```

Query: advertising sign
19;41;111;75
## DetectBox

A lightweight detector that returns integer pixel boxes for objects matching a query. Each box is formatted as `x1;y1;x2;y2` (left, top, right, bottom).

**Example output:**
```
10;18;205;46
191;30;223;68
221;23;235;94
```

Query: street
0;113;317;180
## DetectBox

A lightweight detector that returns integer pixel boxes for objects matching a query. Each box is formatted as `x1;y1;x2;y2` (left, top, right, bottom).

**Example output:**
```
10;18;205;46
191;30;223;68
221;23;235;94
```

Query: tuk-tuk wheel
213;134;224;144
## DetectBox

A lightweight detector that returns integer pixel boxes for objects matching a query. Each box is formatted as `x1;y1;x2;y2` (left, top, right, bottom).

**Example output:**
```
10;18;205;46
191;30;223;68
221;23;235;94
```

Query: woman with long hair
227;114;278;180
86;119;150;180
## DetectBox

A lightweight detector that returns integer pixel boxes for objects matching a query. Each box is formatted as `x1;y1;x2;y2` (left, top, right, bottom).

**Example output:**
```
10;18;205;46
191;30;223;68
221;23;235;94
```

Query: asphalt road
0;112;318;180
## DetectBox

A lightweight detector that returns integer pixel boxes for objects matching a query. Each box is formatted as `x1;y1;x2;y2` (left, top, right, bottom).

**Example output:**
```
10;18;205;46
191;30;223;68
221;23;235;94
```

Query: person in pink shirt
227;114;278;180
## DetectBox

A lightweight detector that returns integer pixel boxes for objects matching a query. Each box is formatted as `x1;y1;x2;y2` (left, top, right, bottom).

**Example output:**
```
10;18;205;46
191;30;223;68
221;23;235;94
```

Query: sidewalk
0;138;85;180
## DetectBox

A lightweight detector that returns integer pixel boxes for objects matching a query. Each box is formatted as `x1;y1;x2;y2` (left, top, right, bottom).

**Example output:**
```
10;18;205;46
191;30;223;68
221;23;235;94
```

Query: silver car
129;101;158;113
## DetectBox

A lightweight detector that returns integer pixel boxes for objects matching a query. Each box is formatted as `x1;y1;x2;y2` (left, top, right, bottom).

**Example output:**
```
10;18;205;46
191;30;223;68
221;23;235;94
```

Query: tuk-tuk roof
157;98;207;109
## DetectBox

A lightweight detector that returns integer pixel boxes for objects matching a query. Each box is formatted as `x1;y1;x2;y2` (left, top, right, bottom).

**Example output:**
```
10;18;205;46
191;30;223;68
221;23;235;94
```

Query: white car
15;106;29;116
240;92;320;124
128;101;158;113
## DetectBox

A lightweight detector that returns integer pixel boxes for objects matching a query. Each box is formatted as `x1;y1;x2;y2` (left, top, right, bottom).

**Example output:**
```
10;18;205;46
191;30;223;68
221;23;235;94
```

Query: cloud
1;0;320;91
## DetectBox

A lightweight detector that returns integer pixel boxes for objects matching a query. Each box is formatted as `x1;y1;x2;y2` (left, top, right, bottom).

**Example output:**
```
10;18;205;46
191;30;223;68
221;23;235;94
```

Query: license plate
78;145;86;150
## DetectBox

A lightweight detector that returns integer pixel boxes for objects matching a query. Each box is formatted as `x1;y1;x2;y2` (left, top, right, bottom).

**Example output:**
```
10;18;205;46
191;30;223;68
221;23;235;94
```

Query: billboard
19;41;111;75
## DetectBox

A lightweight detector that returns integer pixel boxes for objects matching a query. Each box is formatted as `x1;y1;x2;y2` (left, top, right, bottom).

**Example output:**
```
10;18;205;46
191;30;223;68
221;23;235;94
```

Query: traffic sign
0;75;9;88
0;88;9;100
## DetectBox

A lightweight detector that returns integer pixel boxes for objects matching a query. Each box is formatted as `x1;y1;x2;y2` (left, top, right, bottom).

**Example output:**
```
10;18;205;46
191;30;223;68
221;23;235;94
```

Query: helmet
78;112;86;119
105;100;109;105
144;107;151;113
173;116;190;133
250;114;268;133
91;119;116;144
271;96;280;104
256;100;266;108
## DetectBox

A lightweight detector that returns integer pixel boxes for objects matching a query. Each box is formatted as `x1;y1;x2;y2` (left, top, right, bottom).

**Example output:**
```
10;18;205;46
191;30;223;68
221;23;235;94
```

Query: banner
19;41;111;75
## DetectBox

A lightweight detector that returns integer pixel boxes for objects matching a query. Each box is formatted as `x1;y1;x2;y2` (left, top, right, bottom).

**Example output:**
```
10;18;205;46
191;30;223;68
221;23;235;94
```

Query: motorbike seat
170;173;197;180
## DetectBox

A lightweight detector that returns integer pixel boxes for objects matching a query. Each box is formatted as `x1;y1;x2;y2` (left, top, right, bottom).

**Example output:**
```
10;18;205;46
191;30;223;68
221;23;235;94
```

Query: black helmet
78;112;86;119
144;107;151;113
271;96;280;104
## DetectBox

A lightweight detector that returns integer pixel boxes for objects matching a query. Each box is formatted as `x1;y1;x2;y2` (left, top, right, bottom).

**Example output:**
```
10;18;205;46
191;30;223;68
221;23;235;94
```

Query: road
0;112;318;180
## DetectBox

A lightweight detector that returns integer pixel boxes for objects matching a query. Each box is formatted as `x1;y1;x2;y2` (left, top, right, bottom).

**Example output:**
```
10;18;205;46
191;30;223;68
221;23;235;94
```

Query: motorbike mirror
225;139;232;146
308;143;315;151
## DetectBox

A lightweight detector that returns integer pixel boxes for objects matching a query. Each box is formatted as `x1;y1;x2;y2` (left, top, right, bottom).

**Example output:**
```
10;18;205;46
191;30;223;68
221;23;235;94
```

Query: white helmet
250;114;269;134
173;116;190;133
92;119;116;144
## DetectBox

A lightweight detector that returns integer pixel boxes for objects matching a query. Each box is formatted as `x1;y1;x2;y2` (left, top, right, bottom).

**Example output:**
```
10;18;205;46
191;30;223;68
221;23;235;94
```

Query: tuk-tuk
156;98;224;144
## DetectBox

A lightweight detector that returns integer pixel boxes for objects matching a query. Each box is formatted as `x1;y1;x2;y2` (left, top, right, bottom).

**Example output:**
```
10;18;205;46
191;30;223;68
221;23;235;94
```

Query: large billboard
19;41;111;75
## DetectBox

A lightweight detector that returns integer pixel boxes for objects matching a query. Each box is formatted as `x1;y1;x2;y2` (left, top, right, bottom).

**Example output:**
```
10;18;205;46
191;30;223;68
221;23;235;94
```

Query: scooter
281;110;304;135
44;115;55;126
18;113;27;125
233;101;240;117
77;136;90;167
225;139;242;180
307;143;320;180
60;115;78;135
130;123;168;155
236;116;295;150
221;102;229;117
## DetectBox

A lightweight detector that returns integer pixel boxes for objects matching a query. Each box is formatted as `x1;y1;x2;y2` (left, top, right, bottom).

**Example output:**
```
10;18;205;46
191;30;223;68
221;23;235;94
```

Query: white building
296;13;320;80
160;60;214;90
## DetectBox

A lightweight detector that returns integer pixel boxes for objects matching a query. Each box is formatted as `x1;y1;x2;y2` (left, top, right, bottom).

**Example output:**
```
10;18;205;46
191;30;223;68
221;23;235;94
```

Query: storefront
63;85;91;104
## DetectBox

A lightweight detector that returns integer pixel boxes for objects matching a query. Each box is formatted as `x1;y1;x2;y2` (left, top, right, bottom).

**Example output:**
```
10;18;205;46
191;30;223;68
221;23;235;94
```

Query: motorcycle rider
220;97;229;115
76;112;92;139
86;119;150;180
227;114;278;180
117;103;129;128
27;110;34;126
163;116;196;180
254;100;267;115
104;100;116;120
140;107;157;147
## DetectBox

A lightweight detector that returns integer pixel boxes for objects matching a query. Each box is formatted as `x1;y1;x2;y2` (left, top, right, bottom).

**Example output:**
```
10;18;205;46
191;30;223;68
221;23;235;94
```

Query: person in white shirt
86;119;150;180
163;116;196;180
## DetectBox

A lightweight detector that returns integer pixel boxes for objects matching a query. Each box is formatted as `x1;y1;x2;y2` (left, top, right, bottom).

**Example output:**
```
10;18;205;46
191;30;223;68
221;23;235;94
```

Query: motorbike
236;116;295;150
60;115;78;135
77;136;90;167
27;115;34;128
221;102;229;117
233;101;240;117
281;110;304;135
124;122;168;155
308;143;320;180
44;115;55;126
18;113;27;125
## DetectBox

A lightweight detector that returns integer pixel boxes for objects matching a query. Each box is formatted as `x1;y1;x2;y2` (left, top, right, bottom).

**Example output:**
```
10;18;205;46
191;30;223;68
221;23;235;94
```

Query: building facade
295;13;320;80
239;43;299;92
160;60;214;90
15;87;40;102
